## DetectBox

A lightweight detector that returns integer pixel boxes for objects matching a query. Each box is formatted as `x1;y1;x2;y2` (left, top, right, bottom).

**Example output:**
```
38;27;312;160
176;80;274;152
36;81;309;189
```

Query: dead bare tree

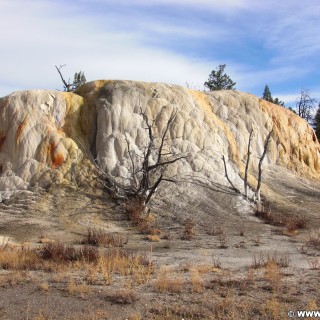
102;107;188;210
296;89;317;123
55;65;86;92
55;65;73;92
222;128;272;203
244;129;253;199
222;155;240;193
255;130;272;202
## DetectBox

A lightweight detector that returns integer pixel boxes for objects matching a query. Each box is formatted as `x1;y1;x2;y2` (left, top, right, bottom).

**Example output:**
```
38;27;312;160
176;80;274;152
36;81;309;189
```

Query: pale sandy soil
0;166;319;319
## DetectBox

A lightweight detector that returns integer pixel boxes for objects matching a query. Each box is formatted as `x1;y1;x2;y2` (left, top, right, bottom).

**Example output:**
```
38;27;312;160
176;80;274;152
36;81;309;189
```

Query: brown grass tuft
154;268;183;293
84;228;128;247
181;218;196;240
255;206;307;232
107;289;139;304
40;242;99;263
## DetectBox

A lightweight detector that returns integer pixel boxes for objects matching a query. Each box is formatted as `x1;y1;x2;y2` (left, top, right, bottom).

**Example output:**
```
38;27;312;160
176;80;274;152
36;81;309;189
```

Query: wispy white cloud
276;88;320;108
0;0;216;96
250;1;320;64
232;65;311;93
92;0;251;12
0;0;320;101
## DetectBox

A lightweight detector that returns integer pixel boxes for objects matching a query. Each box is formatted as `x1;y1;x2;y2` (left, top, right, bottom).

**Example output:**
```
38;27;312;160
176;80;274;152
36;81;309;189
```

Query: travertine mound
0;80;319;200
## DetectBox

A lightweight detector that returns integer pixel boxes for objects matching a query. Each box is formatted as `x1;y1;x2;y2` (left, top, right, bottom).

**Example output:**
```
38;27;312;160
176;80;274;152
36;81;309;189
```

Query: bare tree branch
222;155;240;193
157;109;177;164
296;89;317;123
147;155;188;172
55;65;72;92
244;129;253;199
255;130;273;202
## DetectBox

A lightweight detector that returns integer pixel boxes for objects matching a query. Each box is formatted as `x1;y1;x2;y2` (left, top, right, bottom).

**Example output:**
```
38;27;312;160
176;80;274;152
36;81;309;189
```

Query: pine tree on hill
273;97;284;107
262;85;285;107
262;85;273;102
72;71;86;91
204;64;236;91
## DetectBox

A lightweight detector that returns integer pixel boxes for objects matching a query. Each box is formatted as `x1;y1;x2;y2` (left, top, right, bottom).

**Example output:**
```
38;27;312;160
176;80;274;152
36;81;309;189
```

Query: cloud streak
0;0;319;108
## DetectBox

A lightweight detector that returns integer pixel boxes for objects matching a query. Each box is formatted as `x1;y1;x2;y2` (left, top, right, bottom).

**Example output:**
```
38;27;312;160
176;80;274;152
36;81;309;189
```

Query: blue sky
1;0;320;107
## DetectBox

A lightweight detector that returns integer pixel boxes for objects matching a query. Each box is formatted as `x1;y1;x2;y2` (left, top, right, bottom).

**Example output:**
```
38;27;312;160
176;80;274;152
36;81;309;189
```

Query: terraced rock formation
0;80;319;202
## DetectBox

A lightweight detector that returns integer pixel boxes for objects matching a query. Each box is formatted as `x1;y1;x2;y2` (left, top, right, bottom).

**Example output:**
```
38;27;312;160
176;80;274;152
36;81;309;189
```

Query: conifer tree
204;64;236;91
55;65;87;92
72;71;86;91
262;85;285;106
262;85;273;102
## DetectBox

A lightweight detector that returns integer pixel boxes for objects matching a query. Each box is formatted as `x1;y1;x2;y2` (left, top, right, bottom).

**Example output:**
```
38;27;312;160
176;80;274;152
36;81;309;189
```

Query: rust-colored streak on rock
52;153;65;169
16;115;28;144
0;135;6;151
50;142;65;169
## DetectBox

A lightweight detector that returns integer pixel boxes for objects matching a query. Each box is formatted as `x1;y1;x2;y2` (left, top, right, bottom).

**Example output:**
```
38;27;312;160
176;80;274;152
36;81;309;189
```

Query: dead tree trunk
55;65;73;92
98;106;188;210
255;130;272;202
244;129;253;199
222;155;240;193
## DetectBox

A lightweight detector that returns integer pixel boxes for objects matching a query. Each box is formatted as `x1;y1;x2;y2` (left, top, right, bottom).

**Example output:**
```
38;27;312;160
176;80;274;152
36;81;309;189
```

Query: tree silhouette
55;65;86;92
204;64;236;91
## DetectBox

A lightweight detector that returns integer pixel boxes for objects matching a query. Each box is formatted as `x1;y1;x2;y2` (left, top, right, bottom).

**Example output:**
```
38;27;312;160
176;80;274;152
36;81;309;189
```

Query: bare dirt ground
0;166;319;319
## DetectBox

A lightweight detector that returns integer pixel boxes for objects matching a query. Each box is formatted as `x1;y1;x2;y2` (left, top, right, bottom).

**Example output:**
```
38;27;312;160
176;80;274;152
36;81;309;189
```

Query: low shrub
255;207;307;231
39;242;99;263
84;228;128;247
181;218;196;240
107;289;139;304
125;197;145;225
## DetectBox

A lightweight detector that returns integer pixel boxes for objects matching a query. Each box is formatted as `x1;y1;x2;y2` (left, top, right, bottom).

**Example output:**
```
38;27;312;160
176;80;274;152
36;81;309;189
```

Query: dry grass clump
138;214;161;236
106;289;139;304
0;242;154;289
255;206;307;232
97;249;154;286
0;247;42;270
251;252;290;269
38;281;50;292
0;270;32;287
154;268;184;293
191;269;204;293
264;260;281;291
260;297;286;320
125;199;161;237
146;235;161;242
147;304;210;320
148;292;288;320
181;218;196;240
67;278;92;298
125;197;145;225
84;228;128;247
30;306;109;320
40;242;99;263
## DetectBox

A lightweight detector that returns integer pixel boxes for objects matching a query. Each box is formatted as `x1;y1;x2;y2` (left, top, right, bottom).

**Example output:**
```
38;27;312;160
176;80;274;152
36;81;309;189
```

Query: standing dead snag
222;155;240;193
55;65;86;92
222;128;272;203
255;130;272;202
244;129;254;199
103;107;188;211
55;65;73;92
